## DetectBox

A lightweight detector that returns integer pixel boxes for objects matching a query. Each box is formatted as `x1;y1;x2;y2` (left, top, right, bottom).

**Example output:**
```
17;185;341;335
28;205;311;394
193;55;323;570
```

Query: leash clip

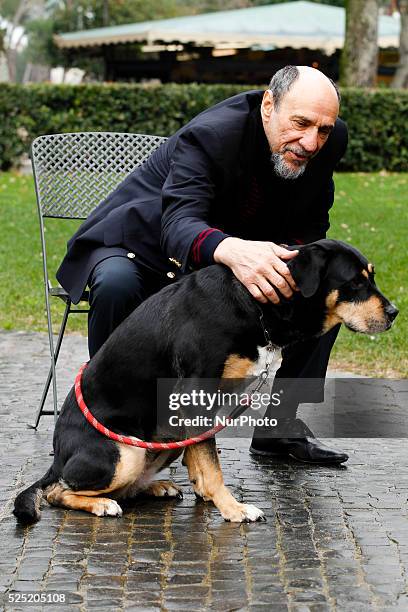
264;341;276;369
252;341;276;394
253;342;276;393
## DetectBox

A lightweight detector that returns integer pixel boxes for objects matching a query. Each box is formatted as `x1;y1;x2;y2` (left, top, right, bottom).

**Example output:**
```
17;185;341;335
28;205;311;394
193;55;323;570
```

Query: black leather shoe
250;418;349;465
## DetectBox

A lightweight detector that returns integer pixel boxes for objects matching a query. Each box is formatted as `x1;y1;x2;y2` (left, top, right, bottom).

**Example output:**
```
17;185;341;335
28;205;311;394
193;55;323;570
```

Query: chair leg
30;299;71;429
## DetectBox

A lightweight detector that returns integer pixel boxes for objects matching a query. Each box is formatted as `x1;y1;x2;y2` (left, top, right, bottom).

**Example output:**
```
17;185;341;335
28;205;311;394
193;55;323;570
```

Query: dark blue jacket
57;90;348;303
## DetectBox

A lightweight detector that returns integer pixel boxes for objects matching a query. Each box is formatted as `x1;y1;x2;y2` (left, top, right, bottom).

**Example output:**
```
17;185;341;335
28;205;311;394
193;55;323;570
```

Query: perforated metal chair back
32;132;167;219
31;132;167;428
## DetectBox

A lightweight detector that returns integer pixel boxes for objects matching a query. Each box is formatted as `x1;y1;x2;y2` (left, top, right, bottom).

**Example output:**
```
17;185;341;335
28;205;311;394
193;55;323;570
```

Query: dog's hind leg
45;482;123;517
44;451;123;517
183;439;265;523
45;443;146;517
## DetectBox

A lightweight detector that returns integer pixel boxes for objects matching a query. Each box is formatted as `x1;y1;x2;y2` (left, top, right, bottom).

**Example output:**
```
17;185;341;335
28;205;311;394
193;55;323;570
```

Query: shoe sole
249;446;348;464
249;446;286;458
288;453;348;465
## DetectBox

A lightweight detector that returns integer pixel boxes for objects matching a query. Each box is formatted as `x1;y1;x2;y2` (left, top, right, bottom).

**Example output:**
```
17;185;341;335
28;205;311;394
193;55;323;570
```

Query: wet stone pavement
1;329;408;611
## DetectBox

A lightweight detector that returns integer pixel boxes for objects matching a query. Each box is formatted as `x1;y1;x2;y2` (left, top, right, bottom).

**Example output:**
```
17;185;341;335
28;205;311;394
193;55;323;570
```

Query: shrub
2;82;408;171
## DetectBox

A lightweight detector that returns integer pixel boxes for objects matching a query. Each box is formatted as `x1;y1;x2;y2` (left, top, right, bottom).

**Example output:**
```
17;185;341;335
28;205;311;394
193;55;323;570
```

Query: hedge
1;82;407;172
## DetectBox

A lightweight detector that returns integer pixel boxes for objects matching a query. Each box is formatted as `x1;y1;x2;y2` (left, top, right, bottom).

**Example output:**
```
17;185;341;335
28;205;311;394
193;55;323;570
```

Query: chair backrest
31;132;167;219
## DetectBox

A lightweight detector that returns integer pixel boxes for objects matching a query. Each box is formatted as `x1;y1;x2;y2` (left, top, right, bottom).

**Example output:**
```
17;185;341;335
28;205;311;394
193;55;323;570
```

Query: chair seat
49;286;89;303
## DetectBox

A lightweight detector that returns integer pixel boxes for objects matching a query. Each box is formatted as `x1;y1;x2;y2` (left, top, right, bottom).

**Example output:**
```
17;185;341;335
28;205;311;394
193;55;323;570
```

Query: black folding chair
30;132;167;428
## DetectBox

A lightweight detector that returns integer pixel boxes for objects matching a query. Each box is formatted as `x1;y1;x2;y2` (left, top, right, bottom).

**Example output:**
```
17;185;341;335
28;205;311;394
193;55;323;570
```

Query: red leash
74;337;275;451
74;363;225;450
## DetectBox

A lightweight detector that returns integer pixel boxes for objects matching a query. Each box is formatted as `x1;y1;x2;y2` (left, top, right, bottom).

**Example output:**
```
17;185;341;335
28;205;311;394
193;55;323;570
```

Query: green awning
55;1;400;54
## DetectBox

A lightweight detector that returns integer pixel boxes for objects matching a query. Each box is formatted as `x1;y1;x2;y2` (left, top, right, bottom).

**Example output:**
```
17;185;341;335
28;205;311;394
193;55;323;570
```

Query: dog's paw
222;502;265;523
144;480;183;499
240;503;266;523
93;498;123;517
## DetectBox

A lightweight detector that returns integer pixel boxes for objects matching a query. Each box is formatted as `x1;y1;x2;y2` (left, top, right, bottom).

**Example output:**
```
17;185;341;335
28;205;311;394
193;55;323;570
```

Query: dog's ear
318;239;366;284
289;245;328;298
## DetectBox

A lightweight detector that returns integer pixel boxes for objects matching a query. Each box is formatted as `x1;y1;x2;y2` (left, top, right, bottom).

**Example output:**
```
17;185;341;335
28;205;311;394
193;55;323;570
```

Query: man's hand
213;237;299;304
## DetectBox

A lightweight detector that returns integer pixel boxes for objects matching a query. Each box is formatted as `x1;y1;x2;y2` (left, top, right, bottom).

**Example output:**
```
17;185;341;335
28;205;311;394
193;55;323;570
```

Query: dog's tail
13;467;57;525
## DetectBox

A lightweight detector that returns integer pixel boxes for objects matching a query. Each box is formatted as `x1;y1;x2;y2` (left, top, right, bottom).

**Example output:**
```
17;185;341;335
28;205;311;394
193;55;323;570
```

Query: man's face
261;77;339;179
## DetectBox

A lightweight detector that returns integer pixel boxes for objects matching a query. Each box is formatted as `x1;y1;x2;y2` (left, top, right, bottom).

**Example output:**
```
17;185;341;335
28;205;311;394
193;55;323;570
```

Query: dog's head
288;239;399;334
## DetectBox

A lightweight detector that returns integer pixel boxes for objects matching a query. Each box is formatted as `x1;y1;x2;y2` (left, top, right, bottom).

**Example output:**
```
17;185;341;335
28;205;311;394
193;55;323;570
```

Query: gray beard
270;152;307;180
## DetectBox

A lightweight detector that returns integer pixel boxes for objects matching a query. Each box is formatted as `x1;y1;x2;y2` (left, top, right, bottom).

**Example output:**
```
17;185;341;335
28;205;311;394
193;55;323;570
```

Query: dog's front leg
183;439;265;523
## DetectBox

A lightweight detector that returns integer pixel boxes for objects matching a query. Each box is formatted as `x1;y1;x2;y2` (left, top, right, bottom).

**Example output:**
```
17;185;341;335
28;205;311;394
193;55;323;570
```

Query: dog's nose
385;303;399;321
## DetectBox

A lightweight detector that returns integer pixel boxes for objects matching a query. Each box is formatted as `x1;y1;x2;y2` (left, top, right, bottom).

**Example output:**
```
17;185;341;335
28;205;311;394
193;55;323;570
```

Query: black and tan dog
14;239;398;524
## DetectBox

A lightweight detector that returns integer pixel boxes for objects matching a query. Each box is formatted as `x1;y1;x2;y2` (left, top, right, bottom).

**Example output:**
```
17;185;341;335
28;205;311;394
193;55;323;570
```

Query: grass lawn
0;171;406;377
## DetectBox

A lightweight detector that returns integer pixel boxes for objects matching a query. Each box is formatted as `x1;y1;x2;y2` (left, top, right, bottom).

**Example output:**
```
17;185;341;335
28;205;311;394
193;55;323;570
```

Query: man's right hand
213;237;299;304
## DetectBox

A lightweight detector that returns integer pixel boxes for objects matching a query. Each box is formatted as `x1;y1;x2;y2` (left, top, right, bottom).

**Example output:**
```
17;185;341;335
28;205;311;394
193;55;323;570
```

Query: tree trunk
103;0;110;26
341;0;379;87
391;0;408;88
3;0;30;82
5;47;17;81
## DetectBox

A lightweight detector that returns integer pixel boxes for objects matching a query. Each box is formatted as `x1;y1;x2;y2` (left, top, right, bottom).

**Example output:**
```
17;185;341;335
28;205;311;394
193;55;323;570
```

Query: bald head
268;65;340;111
296;65;339;107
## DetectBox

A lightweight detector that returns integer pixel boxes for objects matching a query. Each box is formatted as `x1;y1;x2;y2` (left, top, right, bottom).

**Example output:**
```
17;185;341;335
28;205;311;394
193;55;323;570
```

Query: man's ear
261;90;274;121
289;246;328;298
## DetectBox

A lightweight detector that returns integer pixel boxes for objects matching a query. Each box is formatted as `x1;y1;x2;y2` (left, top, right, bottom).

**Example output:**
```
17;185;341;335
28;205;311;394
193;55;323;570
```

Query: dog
14;239;398;524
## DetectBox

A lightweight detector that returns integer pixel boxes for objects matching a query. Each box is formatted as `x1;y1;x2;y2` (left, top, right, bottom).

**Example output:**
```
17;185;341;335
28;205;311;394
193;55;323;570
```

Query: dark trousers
88;256;340;419
87;256;166;358
270;324;340;417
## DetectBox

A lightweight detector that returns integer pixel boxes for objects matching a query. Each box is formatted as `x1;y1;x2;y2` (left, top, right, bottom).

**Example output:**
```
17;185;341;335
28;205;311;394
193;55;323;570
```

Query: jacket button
127;252;135;259
167;271;176;279
168;257;182;268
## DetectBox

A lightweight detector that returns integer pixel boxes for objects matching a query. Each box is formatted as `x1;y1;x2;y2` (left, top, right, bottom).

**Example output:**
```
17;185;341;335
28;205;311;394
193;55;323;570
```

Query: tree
391;0;408;87
51;0;187;32
0;0;45;81
24;16;59;66
341;0;379;86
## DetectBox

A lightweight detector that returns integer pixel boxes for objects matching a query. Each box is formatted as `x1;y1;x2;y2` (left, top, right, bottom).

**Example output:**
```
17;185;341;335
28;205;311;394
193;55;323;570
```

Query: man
57;65;348;464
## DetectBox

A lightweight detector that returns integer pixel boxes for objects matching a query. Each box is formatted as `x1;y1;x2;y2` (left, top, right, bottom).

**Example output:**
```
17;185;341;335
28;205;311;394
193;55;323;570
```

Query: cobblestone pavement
1;329;408;611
